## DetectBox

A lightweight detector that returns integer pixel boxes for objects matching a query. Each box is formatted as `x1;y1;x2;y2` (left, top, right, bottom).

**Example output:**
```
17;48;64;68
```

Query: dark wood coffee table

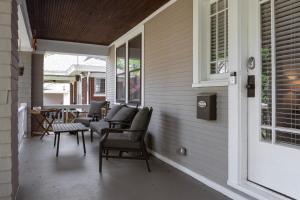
52;123;89;157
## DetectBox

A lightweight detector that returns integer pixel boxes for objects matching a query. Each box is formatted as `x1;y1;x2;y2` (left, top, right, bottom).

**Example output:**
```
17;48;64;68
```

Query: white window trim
114;25;144;107
228;0;291;200
93;78;106;97
193;0;229;88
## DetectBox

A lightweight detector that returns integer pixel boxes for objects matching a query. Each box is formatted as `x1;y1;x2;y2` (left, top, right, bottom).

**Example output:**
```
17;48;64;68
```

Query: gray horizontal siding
144;0;230;191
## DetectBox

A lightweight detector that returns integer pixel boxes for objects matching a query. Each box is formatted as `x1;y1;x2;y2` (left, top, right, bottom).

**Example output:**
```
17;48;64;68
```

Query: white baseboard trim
149;150;248;200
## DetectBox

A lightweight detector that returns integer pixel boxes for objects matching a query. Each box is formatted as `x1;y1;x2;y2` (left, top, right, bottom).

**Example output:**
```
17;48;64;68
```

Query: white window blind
260;0;300;146
210;0;228;75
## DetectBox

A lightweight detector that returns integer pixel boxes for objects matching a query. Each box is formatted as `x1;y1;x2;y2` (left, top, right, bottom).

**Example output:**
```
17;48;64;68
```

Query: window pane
129;70;141;103
100;79;105;94
128;34;142;71
211;15;217;62
116;74;126;102
128;34;142;104
211;2;217;15
94;79;101;94
210;1;228;75
116;44;126;102
116;44;126;74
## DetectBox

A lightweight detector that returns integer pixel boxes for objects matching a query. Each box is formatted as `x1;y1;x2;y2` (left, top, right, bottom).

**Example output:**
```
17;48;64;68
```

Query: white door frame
227;0;293;199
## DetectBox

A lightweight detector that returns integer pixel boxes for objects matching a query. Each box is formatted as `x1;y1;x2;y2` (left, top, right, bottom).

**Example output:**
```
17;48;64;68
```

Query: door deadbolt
247;75;255;98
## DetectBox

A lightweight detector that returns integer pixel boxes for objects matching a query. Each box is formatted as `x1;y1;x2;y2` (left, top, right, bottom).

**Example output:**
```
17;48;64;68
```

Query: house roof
26;0;169;45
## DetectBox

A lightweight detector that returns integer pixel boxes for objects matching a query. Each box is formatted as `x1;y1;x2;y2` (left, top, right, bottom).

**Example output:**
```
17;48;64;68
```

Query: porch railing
18;103;27;147
43;104;89;123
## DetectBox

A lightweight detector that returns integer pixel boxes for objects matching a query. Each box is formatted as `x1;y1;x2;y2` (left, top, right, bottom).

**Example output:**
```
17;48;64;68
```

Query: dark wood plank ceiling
26;0;170;45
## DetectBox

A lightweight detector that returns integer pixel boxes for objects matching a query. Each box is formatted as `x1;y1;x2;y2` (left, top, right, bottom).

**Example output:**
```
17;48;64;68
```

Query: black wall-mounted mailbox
197;93;217;120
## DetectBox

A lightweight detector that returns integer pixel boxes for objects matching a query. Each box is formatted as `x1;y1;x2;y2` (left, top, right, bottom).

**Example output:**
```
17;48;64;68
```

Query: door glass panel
261;128;272;142
275;0;300;146
260;0;300;147
260;0;272;129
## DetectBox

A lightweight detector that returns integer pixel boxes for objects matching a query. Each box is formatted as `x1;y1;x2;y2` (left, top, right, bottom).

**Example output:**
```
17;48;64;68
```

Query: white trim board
149;150;248;200
36;39;108;56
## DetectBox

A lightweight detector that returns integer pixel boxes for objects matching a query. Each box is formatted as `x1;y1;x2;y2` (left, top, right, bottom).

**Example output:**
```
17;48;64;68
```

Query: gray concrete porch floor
17;133;230;200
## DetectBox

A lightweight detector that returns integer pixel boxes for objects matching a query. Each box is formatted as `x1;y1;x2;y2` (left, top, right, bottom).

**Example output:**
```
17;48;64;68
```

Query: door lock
247;75;255;98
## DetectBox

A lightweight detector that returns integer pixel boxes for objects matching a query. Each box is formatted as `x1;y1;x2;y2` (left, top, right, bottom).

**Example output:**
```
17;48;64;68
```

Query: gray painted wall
18;51;32;133
31;53;44;107
144;0;230;185
106;0;252;198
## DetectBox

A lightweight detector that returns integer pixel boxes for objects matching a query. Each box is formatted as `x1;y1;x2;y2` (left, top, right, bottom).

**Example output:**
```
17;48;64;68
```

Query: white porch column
0;0;19;199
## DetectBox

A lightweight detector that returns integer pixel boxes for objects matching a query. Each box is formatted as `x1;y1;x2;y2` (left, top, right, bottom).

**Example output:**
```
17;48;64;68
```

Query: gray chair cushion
129;107;150;142
88;101;107;117
74;117;93;127
103;133;140;149
90;120;109;135
111;106;137;123
106;105;124;120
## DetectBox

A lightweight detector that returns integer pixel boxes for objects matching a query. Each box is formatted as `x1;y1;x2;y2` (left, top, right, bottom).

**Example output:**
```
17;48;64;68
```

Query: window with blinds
260;0;300;147
210;0;228;75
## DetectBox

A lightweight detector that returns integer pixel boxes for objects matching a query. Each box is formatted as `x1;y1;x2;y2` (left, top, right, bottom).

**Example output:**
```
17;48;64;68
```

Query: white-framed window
193;0;229;87
115;26;144;106
94;78;105;96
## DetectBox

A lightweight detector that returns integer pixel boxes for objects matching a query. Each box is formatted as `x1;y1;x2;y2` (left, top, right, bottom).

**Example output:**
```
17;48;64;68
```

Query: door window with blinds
209;0;228;76
260;0;300;147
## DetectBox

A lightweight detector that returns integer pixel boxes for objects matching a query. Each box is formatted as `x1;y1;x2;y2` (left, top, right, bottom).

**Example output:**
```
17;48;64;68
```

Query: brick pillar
0;0;19;199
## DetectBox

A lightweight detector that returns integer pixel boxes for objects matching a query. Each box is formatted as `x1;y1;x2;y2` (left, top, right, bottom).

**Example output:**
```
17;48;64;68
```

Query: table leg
54;133;57;147
81;131;86;155
56;133;60;157
76;132;79;145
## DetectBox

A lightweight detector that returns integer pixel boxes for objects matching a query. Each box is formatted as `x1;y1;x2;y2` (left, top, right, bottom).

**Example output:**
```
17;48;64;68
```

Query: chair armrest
100;128;147;143
107;120;131;127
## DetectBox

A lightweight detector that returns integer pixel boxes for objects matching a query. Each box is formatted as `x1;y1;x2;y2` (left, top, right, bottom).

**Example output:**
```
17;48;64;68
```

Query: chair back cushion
111;106;137;123
129;107;151;142
106;105;124;121
88;101;107;117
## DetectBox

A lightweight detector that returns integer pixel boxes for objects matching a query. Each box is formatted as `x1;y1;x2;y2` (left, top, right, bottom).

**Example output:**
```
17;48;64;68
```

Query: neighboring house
44;62;106;105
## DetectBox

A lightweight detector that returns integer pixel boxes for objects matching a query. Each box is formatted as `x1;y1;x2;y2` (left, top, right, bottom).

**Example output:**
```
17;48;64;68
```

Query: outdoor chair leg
81;131;86;155
142;146;151;172
76;132;79;145
106;150;109;160
99;143;103;173
90;130;93;143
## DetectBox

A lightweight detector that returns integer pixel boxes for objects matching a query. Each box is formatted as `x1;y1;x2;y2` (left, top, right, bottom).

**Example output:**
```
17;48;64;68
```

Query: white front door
248;0;300;199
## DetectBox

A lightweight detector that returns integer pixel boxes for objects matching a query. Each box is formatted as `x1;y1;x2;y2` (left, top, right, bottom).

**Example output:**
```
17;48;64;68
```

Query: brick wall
81;77;87;104
0;0;19;199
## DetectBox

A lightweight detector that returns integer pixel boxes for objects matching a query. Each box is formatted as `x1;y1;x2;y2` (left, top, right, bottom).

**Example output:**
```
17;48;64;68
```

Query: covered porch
1;0;300;200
